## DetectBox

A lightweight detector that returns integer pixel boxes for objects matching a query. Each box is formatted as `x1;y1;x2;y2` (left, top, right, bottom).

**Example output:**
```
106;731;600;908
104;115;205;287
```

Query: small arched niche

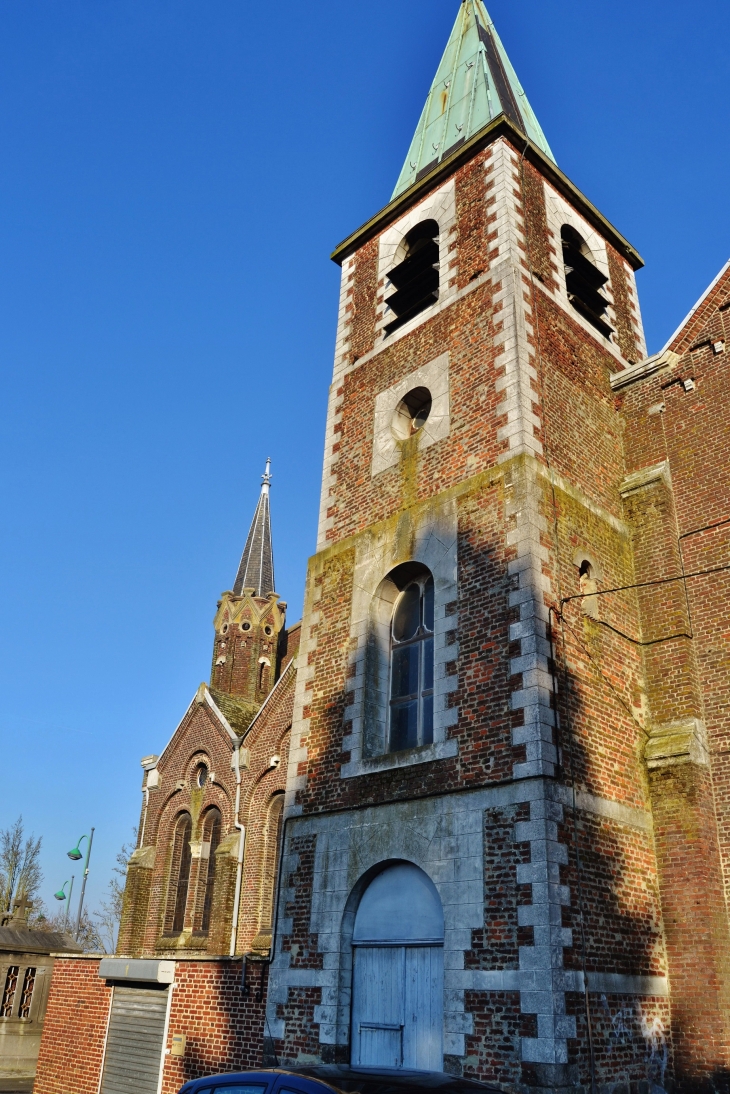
350;862;444;1069
574;551;601;620
384;220;440;337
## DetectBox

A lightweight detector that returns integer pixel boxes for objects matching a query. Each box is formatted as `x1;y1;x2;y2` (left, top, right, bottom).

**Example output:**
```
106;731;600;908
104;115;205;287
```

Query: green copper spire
393;0;555;199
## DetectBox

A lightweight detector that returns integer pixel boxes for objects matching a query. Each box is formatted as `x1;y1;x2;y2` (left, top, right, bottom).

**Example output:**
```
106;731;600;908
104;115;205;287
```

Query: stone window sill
341;738;458;779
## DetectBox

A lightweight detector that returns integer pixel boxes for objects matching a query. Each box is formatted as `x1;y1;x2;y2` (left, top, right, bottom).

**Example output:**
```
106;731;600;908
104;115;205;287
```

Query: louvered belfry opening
384;220;440;336
561;224;613;339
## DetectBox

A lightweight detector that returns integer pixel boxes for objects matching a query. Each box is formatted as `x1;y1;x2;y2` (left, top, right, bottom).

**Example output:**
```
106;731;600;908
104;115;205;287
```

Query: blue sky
1;0;728;919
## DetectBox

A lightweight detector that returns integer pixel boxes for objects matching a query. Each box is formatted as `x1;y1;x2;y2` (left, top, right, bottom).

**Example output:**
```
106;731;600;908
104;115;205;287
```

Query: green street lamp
54;877;75;931
67;829;94;939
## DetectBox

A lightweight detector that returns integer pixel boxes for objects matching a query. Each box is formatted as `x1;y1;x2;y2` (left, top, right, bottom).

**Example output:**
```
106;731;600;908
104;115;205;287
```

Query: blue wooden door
351;945;443;1069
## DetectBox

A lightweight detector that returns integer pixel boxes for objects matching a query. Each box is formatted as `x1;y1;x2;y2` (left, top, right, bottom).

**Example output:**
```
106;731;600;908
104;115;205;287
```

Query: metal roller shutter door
100;985;169;1094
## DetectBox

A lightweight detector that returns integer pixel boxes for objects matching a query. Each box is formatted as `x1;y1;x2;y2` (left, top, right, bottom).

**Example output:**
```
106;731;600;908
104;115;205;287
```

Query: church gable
665;258;730;358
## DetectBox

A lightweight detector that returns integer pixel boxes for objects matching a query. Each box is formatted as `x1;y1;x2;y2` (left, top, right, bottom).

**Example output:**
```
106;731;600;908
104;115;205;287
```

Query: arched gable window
200;808;222;933
258;794;285;937
384;220;440;336
167;813;192;935
389;571;434;752
561;224;613;339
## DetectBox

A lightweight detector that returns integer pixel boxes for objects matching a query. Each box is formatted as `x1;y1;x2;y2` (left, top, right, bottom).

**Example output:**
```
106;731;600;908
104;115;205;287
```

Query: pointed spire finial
261;457;272;494
232;460;276;598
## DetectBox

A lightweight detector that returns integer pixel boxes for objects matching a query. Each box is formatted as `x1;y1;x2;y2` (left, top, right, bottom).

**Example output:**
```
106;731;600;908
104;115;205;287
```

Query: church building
34;3;730;1094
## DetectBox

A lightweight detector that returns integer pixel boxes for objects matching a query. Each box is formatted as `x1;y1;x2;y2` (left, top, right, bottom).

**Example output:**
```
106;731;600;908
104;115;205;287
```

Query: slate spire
233;459;276;598
393;0;554;199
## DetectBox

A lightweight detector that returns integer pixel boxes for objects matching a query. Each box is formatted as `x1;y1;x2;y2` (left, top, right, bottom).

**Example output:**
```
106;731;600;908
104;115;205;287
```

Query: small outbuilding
0;897;81;1093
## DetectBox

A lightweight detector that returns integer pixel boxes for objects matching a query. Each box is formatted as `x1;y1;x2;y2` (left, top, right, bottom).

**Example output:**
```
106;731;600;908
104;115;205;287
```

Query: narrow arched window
168;813;192;935
200;808;222;933
384;220;440;336
561;225;613;339
259;794;285;936
389;574;434;751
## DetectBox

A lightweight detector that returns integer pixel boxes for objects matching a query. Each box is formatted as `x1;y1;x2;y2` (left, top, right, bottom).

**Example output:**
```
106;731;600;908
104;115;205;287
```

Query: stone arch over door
350;861;444;1070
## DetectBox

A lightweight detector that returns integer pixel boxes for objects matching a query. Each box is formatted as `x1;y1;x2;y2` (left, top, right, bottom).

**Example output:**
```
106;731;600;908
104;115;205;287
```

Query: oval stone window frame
391;387;432;441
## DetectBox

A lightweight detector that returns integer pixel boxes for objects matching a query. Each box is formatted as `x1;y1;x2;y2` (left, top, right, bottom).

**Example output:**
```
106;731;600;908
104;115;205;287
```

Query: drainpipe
229;740;246;956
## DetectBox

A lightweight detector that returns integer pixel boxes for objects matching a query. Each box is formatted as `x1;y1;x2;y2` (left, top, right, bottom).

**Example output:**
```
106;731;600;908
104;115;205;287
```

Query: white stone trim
340;495;459;779
269;779;662;1063
542;181;642;366
610;349;679;391
374;179;458;346
318;255;355;549
371;353;451;477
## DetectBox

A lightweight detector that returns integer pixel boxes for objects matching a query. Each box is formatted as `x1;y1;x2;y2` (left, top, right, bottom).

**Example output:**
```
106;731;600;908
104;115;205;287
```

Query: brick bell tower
211;459;287;708
266;2;730;1091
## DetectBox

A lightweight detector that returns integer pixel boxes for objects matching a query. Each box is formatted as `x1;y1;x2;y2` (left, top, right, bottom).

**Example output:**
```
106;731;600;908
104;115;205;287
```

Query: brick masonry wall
119;641;296;959
648;763;730;1082
34;958;111;1094
34;957;269;1094
567;993;673;1092
463;990;522;1087
465;804;531;971
520;160;557;291
558;812;665;977
606;249;642;365
272;987;322;1067
280;835;322;970
161;960;266;1093
614;262;730;1083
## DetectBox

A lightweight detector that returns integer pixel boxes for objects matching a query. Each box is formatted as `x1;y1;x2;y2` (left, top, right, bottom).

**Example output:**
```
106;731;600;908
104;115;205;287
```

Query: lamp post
54;877;75;932
68;828;94;939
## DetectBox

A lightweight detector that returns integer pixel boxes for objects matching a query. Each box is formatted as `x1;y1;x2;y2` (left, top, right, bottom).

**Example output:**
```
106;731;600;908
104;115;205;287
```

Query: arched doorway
351;863;444;1070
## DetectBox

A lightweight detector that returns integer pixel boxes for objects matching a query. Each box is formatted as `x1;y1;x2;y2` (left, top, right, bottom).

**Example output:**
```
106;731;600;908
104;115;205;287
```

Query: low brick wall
35;956;111;1094
34;955;268;1094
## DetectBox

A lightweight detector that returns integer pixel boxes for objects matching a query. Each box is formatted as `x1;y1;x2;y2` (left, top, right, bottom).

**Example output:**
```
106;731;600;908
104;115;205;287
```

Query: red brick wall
616;265;730;1081
567;993;673;1090
463;991;522;1087
34;958;111;1094
161;960;266;1093
465;804;531;971
272;987;322;1068
520;159;557;290
119;651;295;959
34;957;268;1094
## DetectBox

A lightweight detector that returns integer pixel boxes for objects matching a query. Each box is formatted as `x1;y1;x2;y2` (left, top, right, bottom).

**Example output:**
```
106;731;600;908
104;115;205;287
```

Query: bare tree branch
0;816;43;914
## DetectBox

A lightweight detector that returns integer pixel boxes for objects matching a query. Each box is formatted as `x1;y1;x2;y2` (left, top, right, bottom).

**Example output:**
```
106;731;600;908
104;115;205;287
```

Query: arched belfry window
390;572;434;752
561;225;613;339
200;808;222;933
166;813;192;935
351;863;444;1069
384;220;440;337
